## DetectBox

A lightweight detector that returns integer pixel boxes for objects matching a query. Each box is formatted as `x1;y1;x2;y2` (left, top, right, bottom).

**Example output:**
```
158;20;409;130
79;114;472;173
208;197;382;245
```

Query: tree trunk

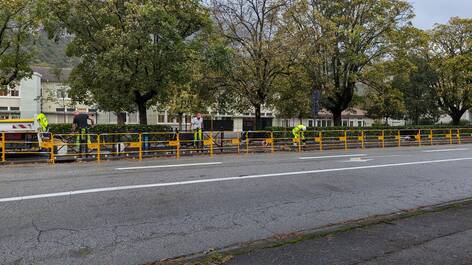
178;113;183;131
116;112;127;125
450;110;466;125
332;110;342;126
137;103;147;125
254;104;262;130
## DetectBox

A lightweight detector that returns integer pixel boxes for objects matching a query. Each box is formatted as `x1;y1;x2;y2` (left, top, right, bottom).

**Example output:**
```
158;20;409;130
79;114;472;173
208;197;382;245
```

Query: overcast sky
409;0;472;29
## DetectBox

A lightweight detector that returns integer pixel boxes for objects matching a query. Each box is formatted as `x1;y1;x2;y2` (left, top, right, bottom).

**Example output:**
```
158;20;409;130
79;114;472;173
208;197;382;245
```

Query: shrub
49;124;173;134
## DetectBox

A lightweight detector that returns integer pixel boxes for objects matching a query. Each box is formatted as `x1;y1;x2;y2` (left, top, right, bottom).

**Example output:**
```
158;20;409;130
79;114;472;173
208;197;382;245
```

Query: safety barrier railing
51;133;99;162
141;132;178;158
2;128;472;164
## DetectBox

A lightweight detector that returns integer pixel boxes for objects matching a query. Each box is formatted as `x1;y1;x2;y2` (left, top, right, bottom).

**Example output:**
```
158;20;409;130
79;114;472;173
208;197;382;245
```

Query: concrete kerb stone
151;197;472;265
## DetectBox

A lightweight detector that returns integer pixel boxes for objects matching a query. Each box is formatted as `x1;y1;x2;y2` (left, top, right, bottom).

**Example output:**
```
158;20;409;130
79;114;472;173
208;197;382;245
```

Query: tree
43;0;211;124
429;17;472;125
362;64;405;124
284;0;413;125
211;0;291;130
271;66;312;123
392;55;441;124
0;0;38;89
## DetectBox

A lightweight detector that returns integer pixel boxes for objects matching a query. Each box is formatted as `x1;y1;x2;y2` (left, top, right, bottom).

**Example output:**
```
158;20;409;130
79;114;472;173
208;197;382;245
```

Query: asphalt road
228;201;472;265
1;144;472;265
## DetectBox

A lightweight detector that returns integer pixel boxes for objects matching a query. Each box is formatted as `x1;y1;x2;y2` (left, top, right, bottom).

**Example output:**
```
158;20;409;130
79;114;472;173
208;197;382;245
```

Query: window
0;87;19;97
350;121;354;127
56;108;65;112
327;120;332;127
10;88;19;97
308;120;314;127
10;114;20;119
0;106;7;111
67;108;76;112
322;120;327;127
10;107;19;111
342;120;348;126
56;89;69;99
358;121;362;127
316;120;321;127
0;114;9;119
158;113;165;123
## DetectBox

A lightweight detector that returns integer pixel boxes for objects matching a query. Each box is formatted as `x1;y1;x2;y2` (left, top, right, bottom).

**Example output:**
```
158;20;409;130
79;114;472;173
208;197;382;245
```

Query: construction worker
36;113;49;133
72;111;94;155
191;112;203;149
292;124;307;146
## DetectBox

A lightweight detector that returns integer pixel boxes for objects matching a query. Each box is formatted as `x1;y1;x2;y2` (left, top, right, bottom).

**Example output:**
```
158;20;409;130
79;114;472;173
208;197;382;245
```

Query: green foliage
429;17;472;125
0;0;39;87
283;0;414;125
42;0;211;124
49;124;172;134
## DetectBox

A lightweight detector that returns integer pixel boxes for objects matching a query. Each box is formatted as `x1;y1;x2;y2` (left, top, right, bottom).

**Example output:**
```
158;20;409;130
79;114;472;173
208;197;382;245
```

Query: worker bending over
292;124;307;146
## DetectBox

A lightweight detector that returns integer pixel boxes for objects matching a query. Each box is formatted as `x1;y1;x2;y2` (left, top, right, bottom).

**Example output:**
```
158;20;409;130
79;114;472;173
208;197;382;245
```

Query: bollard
270;131;275;154
319;131;323;151
430;129;433;145
397;130;401;147
344;130;348;150
361;130;365;149
457;129;461;145
210;133;214;158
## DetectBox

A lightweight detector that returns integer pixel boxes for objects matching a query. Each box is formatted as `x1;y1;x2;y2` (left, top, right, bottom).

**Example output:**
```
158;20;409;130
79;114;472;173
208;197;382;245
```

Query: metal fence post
449;129;453;145
210;132;214;158
319;131;323;151
246;131;249;154
361;130;365;149
344;130;348;150
1;132;5;163
270;131;275;153
430;129;433;145
50;133;55;164
138;133;143;160
418;129;422;146
381;130;385;148
457;129;461;145
397;130;401;147
97;134;101;162
176;132;180;159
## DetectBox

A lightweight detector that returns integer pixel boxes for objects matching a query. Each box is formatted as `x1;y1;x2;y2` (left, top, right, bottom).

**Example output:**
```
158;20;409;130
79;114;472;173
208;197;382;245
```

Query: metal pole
1;132;5;162
138;133;143;160
97;134;101;162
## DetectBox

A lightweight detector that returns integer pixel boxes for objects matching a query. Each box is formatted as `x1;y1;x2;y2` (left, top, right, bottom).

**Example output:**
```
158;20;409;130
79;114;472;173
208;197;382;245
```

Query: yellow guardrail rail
1;128;472;164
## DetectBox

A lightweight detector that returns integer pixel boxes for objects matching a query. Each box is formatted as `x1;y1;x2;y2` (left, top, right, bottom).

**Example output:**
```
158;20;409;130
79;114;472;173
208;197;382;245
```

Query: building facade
0;67;421;131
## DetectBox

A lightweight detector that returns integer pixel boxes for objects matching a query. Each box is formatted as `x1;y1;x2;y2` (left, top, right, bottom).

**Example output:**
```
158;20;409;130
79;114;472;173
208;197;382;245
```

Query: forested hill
30;31;79;68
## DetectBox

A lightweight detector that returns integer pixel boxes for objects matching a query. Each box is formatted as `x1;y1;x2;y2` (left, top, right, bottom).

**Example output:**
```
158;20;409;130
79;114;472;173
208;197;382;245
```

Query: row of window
0;106;20;111
0;114;20;120
55;108;97;113
0;88;20;97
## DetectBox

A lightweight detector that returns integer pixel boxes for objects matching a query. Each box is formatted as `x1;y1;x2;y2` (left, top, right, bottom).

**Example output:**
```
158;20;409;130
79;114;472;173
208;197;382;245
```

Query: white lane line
423;148;469;153
299;154;367;160
115;162;223;171
2;157;472;203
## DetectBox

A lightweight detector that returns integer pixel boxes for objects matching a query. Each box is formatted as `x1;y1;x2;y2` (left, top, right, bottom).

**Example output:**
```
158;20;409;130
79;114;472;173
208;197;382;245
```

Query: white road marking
115;162;223;170
423;148;469;153
2;157;472;203
368;155;404;158
342;157;373;163
299;154;367;160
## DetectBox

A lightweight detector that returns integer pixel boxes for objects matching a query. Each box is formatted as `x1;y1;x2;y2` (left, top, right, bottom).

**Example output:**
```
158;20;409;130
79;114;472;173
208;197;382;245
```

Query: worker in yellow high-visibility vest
292;124;306;146
36;113;49;132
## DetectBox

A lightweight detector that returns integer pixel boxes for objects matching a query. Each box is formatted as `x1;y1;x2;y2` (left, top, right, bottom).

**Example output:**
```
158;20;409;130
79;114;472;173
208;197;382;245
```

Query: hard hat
301;125;307;131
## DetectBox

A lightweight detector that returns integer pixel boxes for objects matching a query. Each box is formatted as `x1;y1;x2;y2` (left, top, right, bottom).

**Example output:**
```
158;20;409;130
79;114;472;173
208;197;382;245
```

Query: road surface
1;144;472;264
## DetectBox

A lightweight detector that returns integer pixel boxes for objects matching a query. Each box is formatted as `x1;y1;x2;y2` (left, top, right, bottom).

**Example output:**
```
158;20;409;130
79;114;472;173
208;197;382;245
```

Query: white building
1;66;408;131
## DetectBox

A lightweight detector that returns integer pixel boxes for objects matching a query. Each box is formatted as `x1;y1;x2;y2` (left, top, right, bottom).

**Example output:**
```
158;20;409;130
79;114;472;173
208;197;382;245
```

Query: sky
409;0;472;29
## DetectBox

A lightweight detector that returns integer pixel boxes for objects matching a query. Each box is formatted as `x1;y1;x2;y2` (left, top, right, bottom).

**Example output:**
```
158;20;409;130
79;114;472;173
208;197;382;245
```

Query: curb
151;197;472;265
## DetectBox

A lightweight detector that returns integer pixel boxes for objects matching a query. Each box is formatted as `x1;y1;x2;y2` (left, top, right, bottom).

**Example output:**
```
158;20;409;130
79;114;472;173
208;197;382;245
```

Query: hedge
49;124;173;134
267;124;472;132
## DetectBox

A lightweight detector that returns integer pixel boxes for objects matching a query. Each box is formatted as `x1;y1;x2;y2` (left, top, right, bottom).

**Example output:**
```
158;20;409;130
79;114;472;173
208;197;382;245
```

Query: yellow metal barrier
2;127;472;164
1;132;5;162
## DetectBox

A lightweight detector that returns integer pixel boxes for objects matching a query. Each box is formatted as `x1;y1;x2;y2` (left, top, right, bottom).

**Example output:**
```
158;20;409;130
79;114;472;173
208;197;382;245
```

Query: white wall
19;73;42;119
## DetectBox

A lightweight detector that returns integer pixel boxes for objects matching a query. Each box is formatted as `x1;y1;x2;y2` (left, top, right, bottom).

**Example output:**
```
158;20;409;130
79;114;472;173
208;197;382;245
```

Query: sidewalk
224;201;472;265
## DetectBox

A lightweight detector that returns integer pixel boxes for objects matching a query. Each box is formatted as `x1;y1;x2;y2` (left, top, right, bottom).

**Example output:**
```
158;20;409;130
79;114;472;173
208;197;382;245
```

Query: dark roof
31;66;72;82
